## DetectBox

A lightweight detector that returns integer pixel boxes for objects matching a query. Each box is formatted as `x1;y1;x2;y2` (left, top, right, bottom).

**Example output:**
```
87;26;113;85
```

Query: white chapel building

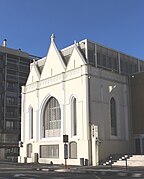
19;34;144;165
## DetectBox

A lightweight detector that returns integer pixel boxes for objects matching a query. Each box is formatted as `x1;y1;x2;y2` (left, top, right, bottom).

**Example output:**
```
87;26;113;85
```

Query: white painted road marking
95;176;102;179
13;173;40;178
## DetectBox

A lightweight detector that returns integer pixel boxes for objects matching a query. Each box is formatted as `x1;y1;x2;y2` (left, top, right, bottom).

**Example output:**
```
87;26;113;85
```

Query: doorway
135;137;144;154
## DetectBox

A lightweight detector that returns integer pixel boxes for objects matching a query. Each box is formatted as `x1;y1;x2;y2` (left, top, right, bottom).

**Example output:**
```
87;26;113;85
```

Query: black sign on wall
63;134;68;143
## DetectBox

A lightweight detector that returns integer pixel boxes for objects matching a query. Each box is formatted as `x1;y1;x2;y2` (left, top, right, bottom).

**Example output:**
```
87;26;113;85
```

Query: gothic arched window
71;97;77;136
29;107;33;139
69;141;77;159
110;97;117;136
43;97;61;137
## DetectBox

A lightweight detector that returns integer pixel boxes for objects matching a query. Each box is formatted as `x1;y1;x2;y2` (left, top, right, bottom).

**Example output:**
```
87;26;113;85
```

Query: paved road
0;161;144;178
0;171;143;179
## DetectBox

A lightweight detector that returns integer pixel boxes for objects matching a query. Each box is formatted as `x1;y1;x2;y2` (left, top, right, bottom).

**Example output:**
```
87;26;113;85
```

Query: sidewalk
0;161;51;171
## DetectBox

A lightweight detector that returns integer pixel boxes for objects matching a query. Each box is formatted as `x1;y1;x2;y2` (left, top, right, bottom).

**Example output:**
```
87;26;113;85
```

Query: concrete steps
113;155;144;167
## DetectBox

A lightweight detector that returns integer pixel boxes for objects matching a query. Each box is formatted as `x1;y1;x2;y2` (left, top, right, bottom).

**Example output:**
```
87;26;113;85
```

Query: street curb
0;168;37;171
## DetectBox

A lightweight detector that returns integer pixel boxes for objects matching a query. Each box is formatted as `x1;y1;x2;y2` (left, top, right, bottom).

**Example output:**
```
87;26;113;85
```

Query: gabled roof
29;35;87;79
26;60;40;85
35;57;46;74
40;34;66;80
66;42;86;71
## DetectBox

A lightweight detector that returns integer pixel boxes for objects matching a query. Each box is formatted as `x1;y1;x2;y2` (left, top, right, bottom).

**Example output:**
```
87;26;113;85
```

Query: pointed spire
50;33;55;42
74;40;77;44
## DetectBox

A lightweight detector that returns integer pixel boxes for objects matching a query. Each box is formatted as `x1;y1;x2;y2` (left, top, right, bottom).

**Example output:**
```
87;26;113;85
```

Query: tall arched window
29;107;33;139
110;97;117;136
71;97;77;136
43;97;61;137
27;143;32;158
69;141;77;159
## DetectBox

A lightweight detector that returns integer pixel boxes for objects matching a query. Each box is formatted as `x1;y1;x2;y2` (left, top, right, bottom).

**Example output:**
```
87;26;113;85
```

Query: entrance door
142;138;144;154
135;138;141;154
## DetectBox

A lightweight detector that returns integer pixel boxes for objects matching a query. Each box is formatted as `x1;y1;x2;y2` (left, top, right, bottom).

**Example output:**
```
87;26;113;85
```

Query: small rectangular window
40;145;59;158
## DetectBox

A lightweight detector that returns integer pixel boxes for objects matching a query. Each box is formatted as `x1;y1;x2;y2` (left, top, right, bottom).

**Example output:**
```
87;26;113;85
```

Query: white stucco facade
19;35;133;165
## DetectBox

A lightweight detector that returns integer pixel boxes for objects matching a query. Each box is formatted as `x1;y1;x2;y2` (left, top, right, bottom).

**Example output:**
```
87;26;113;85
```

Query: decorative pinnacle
51;33;55;42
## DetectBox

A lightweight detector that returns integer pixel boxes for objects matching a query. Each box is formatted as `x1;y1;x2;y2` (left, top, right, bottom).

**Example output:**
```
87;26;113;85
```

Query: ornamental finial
51;33;55;42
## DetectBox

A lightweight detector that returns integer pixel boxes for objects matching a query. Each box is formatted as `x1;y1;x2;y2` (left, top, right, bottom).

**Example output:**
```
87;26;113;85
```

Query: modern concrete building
19;34;144;165
0;39;39;160
130;72;144;155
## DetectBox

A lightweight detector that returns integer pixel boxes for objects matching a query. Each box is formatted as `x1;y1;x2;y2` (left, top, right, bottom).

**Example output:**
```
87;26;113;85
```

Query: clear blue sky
0;0;144;59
